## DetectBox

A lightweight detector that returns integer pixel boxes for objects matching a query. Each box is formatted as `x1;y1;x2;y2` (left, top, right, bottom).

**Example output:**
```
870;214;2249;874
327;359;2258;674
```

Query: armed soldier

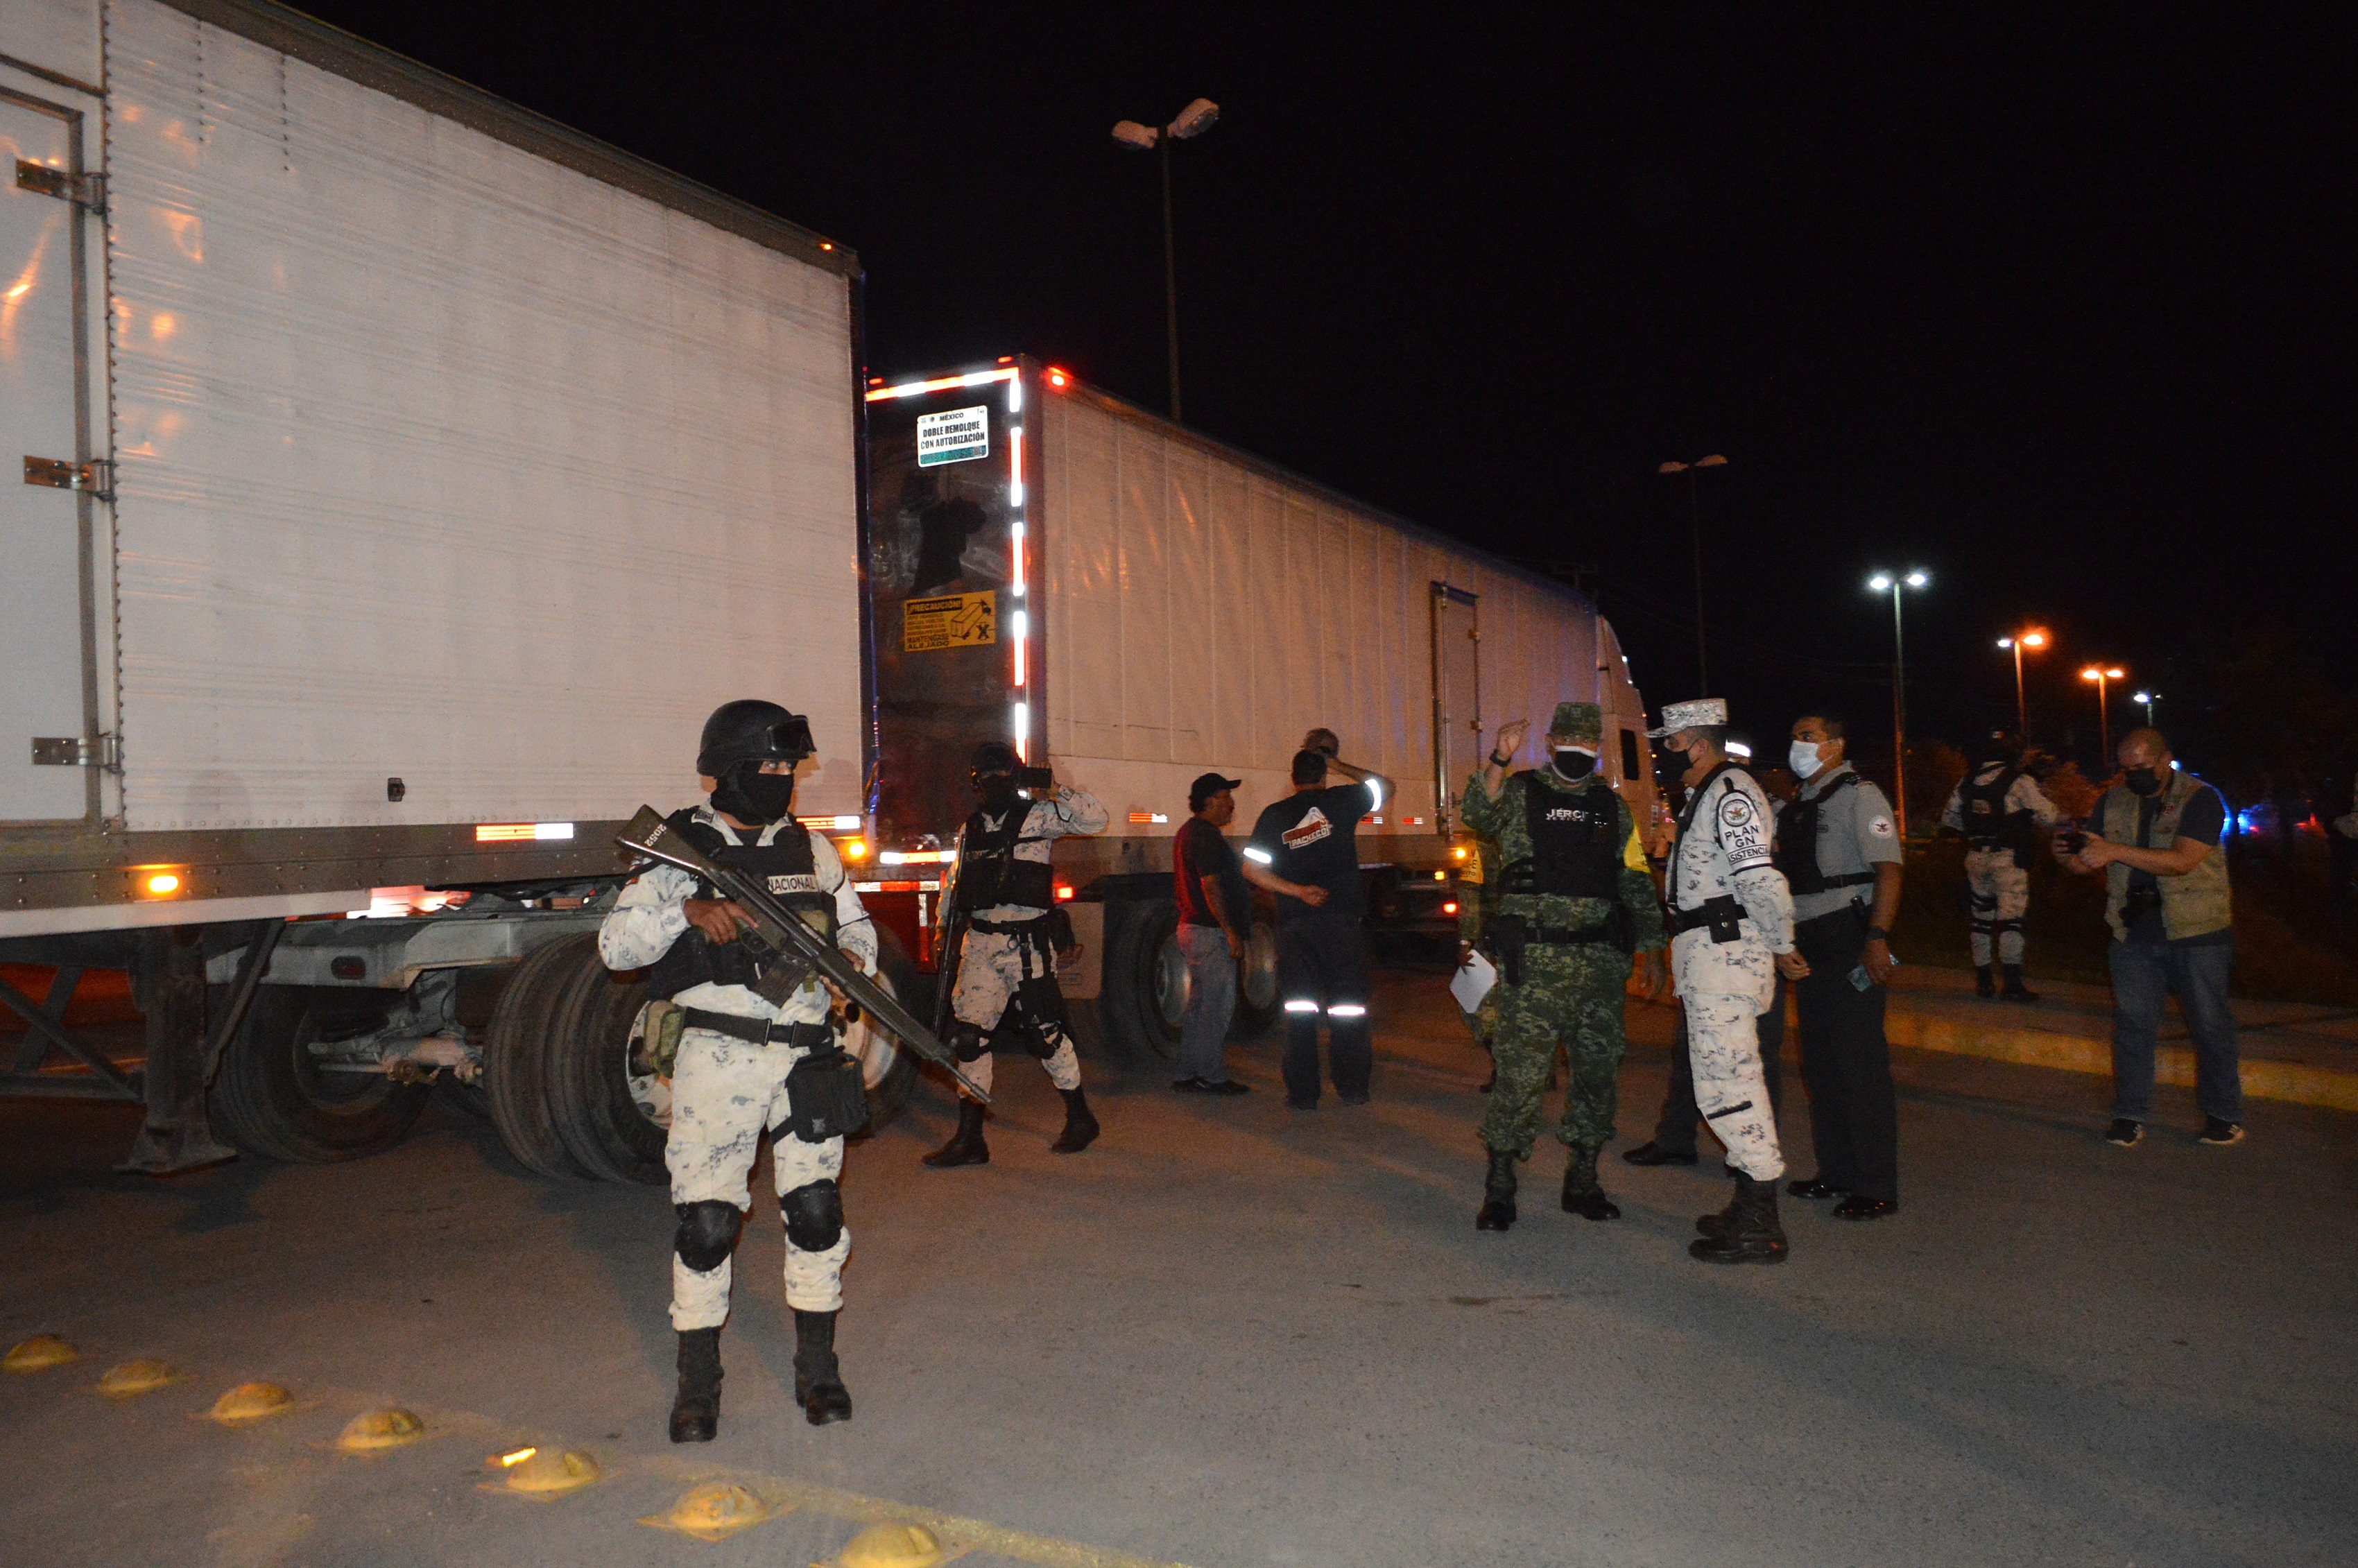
1653;699;1803;1264
598;700;875;1438
1459;703;1667;1231
1940;731;2062;999
923;742;1110;1166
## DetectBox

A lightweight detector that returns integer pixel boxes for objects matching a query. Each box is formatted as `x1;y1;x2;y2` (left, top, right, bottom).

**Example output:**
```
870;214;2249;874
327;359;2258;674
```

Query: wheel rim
1241;921;1279;1010
293;1005;396;1108
1151;929;1190;1032
845;970;904;1090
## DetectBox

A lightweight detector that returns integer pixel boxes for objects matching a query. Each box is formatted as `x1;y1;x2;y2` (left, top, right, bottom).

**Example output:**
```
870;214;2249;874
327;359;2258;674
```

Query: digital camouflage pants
1479;942;1631;1159
1671;929;1787;1182
1964;847;2031;966
950;927;1082;1099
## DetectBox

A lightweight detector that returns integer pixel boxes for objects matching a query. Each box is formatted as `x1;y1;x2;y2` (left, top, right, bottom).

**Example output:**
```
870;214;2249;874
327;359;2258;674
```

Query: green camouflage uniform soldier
1460;702;1668;1231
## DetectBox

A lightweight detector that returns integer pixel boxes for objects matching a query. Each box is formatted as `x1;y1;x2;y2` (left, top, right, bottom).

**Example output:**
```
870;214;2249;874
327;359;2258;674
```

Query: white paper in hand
1449;949;1497;1014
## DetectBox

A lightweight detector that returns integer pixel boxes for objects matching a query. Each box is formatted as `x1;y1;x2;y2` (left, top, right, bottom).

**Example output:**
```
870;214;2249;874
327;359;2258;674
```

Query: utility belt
1808;870;1879;890
1490;907;1632;985
1667;895;1747;943
680;1008;834;1049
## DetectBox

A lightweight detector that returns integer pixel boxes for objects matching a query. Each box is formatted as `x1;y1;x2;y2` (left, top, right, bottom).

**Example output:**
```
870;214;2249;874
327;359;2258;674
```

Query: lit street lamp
1996;628;2050;740
2133;689;2161;727
1658;454;1728;693
2081;665;2127;761
1868;569;1931;837
1112;98;1220;422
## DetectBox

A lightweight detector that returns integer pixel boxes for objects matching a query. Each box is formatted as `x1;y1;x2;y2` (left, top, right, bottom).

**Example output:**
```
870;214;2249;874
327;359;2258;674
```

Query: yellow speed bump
96;1359;182;1399
833;1522;949;1568
336;1407;426;1454
639;1480;790;1542
480;1445;600;1499
205;1382;294;1425
5;1334;79;1372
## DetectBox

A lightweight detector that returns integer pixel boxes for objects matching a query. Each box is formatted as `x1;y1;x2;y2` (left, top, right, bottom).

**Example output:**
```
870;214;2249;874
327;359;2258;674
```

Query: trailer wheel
1228;915;1281;1040
542;945;665;1184
207;985;429;1162
1102;899;1186;1062
483;935;594;1178
846;928;924;1132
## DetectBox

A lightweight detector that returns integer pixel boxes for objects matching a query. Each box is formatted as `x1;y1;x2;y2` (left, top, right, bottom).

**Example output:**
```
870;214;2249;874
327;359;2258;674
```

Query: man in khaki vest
2057;728;2242;1146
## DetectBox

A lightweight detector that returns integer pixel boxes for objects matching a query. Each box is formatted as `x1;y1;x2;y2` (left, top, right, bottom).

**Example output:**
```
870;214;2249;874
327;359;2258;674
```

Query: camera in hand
2056;827;2088;857
1017;765;1056;791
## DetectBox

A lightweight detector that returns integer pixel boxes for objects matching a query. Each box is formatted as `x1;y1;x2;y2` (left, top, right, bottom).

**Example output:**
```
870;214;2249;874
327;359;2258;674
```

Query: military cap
1646;697;1728;737
1547;702;1603;744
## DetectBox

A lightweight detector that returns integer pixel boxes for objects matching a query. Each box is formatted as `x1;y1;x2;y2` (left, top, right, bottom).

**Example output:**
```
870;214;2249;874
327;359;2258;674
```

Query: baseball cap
1189;772;1242;810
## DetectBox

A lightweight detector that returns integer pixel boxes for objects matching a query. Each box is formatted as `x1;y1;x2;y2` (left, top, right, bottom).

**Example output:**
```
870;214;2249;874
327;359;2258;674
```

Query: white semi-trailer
859;359;1660;1060
0;0;895;1174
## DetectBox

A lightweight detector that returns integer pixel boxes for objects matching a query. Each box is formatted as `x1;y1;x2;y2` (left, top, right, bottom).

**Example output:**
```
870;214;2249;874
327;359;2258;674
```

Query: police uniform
1940;752;2061;997
1458;701;1665;1230
596;699;872;1438
1778;757;1903;1211
925;759;1109;1164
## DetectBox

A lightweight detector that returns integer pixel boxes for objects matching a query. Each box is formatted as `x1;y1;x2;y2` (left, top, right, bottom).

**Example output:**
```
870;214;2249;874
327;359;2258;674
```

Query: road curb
1885;1009;2358;1112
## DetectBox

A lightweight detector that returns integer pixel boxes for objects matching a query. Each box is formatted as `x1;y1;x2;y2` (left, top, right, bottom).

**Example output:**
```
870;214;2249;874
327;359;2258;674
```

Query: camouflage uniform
1457;829;1502;1047
1458;708;1667;1162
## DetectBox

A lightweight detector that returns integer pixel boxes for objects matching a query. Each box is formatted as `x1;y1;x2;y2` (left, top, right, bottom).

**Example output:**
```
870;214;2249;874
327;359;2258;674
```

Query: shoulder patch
1717;793;1755;829
1868;816;1895;838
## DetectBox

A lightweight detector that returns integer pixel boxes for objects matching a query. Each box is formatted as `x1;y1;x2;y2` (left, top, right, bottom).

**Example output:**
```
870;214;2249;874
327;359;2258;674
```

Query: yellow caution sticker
4;1334;78;1372
903;590;997;651
205;1381;294;1424
96;1359;181;1399
481;1446;600;1499
639;1480;790;1542
336;1407;426;1453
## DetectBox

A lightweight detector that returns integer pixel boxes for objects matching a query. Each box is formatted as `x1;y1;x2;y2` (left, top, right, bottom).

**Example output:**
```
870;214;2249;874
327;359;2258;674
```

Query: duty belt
680;1008;832;1049
1666;895;1746;942
1810;870;1879;889
967;913;1049;935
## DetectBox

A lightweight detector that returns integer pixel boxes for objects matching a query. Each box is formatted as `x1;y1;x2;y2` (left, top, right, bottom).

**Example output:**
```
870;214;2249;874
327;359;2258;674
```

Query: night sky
300;3;2351;770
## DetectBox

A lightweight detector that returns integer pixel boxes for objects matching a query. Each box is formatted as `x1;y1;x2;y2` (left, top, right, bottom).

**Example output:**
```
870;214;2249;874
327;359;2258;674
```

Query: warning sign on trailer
903;589;997;651
916;405;991;467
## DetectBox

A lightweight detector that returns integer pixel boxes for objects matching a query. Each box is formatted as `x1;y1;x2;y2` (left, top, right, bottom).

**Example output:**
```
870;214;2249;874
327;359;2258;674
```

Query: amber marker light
135;867;188;899
841;838;868;861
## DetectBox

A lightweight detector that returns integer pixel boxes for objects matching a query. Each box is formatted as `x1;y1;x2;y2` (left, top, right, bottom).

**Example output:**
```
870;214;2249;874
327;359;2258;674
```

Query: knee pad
949;1022;989;1063
780;1178;843;1252
1993;918;2026;936
673;1200;743;1273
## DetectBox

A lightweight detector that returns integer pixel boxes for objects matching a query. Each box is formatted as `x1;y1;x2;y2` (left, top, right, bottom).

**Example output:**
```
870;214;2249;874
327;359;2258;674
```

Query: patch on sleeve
1868;816;1895;838
1716;784;1773;868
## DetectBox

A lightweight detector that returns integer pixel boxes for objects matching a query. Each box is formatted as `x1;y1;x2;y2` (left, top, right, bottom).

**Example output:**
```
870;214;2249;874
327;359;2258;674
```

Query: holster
782;1044;870;1143
1668;895;1745;944
1492;915;1529;987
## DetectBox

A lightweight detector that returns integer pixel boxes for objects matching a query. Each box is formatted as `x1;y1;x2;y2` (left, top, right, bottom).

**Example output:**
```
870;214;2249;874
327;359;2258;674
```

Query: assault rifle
616;807;989;1103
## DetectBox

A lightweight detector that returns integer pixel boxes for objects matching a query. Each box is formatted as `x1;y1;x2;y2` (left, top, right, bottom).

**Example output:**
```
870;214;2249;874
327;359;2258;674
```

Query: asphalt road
3;971;2352;1567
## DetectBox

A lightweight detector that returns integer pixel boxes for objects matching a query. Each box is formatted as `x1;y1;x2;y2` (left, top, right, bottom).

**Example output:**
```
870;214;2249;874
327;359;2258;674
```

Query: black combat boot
1560;1147;1621;1221
921;1099;990;1168
1974;964;1997;998
1688;1173;1789;1264
1474;1148;1518;1232
1049;1086;1100;1153
792;1309;853;1426
668;1327;723;1443
2001;964;2040;1002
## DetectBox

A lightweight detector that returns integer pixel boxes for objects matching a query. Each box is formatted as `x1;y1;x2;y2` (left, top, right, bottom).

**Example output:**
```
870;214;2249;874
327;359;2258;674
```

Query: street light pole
1869;570;1930;837
1658;454;1728;693
2133;689;2161;727
1112;99;1219;424
1997;628;2049;740
2081;665;2126;762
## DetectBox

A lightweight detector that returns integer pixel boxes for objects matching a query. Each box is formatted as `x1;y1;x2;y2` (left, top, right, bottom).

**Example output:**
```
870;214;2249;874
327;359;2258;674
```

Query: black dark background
300;2;2352;785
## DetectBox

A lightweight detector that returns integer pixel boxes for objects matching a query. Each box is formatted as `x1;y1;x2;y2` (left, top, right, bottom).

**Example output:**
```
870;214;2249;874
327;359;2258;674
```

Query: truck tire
1228;915;1281;1040
1102;899;1185;1063
847;928;923;1134
207;985;429;1163
483;934;594;1178
542;945;665;1184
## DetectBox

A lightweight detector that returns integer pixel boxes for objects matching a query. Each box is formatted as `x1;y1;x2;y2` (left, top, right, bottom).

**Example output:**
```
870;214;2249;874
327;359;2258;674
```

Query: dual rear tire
1099;899;1279;1064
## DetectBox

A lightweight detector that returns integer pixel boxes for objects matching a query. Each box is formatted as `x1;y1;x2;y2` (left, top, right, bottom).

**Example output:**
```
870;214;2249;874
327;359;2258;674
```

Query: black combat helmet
969;740;1021;787
697;700;815;777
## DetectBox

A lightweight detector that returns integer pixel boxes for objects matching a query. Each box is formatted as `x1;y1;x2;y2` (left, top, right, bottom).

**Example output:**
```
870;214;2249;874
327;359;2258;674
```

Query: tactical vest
952;804;1056;914
1959;766;2033;855
1502;775;1622;900
648;810;836;1001
2102;772;2232;942
1774;770;1879;897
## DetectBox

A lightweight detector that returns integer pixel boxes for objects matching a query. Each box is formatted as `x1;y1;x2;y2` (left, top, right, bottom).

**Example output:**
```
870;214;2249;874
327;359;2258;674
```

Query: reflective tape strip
1282;999;1320;1013
1241;846;1273;864
1327;1003;1368;1017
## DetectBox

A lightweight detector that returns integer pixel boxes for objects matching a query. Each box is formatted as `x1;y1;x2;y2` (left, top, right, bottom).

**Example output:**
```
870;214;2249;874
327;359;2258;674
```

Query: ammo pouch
1667;895;1746;944
633;999;687;1079
739;931;817;1006
783;1044;870;1143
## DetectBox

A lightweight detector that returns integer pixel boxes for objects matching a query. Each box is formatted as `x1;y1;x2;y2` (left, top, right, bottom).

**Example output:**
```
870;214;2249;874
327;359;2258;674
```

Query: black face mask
712;762;797;825
2124;766;2164;797
1551;748;1597;781
976;773;1020;809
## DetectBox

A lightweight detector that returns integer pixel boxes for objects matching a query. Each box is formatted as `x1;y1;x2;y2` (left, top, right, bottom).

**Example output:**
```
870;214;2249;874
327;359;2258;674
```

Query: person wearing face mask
1654;698;1803;1263
1457;703;1668;1232
1774;709;1907;1221
923;741;1110;1166
597;700;878;1438
1939;730;2063;999
2057;728;2242;1147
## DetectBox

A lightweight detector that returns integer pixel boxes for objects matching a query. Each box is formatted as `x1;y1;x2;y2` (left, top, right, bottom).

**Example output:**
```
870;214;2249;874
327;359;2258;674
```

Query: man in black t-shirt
1243;746;1389;1108
1173;773;1251;1094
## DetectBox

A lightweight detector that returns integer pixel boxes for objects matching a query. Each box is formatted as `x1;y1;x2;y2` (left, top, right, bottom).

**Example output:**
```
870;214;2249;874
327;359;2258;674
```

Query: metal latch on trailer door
31;734;121;770
23;456;113;502
14;160;106;212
